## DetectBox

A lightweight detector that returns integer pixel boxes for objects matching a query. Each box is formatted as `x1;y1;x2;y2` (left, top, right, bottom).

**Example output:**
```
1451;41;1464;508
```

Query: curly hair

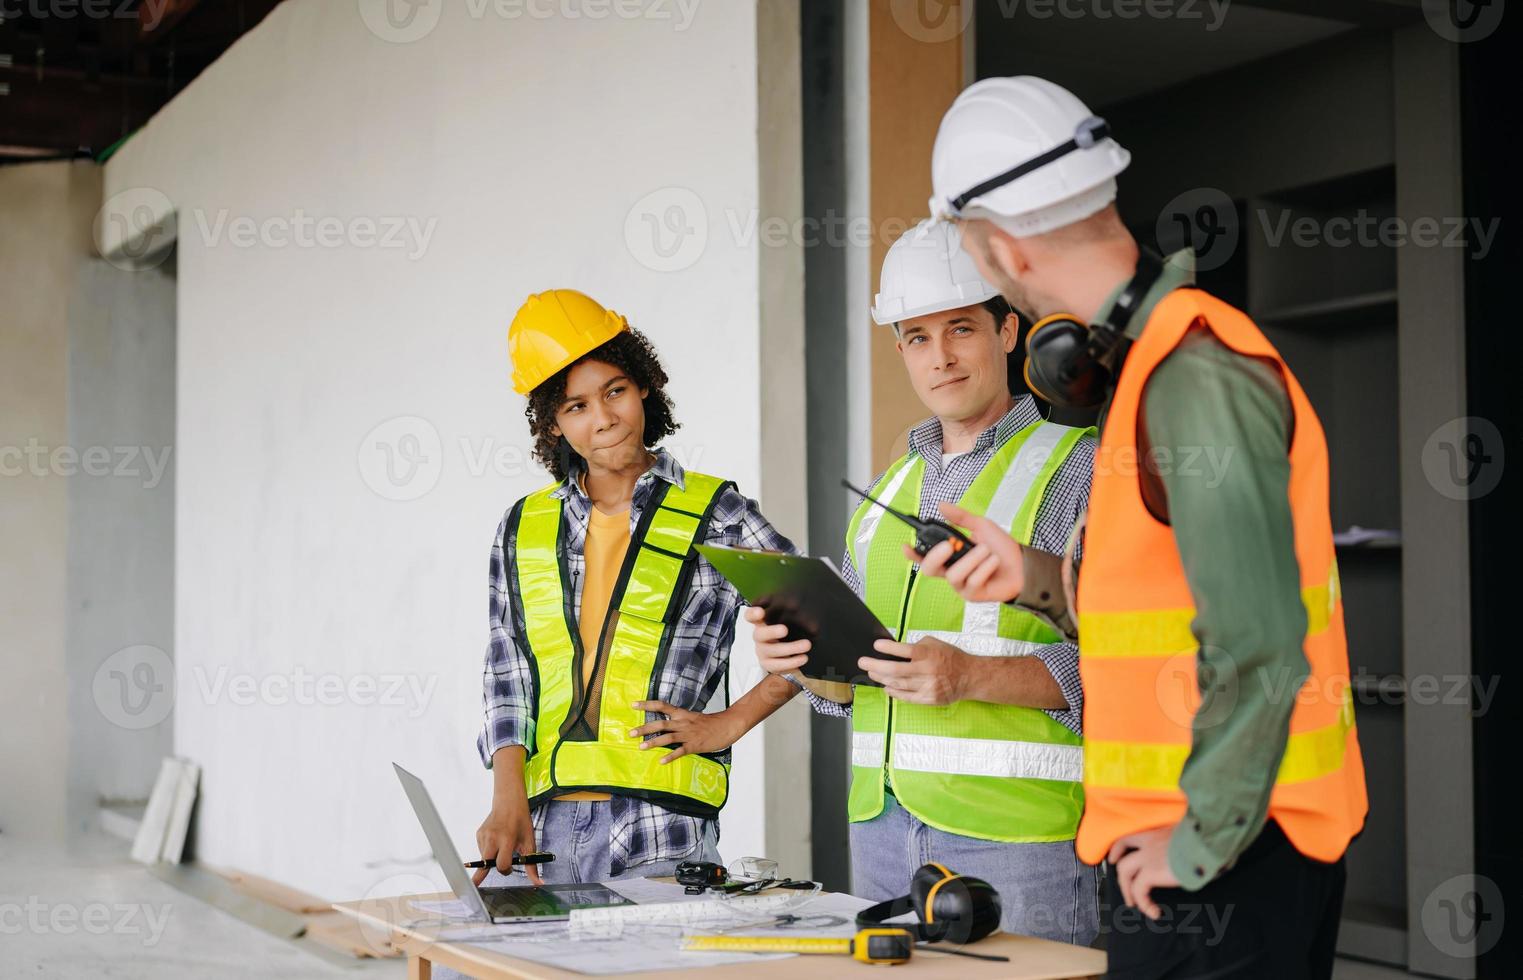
524;327;681;482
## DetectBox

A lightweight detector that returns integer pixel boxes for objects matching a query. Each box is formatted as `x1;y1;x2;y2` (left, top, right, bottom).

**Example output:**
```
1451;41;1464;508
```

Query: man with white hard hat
747;218;1102;946
915;76;1368;978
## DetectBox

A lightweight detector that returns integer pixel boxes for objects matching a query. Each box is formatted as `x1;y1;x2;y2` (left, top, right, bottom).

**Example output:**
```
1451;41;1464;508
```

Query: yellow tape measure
682;928;914;965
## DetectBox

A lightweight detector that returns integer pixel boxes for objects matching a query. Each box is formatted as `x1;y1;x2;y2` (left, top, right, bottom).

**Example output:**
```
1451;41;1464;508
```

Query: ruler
682;935;851;954
682;929;915;964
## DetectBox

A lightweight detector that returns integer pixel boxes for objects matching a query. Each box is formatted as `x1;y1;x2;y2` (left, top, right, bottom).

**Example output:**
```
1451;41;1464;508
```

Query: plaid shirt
477;448;797;876
808;396;1092;734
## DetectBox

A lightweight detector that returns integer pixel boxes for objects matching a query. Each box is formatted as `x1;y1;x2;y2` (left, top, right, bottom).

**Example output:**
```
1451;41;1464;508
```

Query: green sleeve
1141;328;1308;890
1013;548;1077;642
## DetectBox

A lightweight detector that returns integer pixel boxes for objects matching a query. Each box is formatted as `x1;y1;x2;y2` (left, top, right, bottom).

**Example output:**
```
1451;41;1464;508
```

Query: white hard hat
930;76;1131;237
872;219;1000;326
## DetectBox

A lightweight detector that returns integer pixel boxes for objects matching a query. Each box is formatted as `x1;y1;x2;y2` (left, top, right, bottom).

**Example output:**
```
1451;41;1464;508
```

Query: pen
463;852;556;868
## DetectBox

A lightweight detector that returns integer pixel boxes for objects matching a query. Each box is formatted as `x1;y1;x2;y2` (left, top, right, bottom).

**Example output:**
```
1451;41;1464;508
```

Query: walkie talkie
842;480;975;567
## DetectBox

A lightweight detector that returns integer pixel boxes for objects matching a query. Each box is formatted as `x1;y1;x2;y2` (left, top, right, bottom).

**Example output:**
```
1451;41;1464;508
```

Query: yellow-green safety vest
846;419;1091;842
511;470;732;818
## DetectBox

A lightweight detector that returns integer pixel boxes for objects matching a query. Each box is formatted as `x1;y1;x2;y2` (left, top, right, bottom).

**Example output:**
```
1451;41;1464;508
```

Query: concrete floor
4;831;1409;978
1;831;402;979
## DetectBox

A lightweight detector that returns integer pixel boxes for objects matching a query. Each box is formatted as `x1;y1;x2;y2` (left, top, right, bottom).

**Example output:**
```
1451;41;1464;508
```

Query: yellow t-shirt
556;503;632;803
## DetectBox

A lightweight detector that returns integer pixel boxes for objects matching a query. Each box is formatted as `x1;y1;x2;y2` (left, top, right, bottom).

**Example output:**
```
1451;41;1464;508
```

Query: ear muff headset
855;863;1003;945
1023;249;1166;409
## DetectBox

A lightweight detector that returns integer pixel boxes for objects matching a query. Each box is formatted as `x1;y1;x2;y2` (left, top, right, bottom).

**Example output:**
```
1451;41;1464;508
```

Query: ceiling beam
0;64;162;155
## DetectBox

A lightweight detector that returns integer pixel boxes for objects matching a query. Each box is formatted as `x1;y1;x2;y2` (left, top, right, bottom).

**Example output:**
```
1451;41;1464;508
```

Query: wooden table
333;891;1106;980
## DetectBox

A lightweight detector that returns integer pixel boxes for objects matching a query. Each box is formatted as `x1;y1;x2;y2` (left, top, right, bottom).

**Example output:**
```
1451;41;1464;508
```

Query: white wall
102;0;806;900
67;259;177;826
0;161;102;841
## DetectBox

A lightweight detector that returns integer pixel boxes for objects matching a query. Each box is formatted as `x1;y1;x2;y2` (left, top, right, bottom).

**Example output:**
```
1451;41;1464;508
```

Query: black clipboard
695;544;905;687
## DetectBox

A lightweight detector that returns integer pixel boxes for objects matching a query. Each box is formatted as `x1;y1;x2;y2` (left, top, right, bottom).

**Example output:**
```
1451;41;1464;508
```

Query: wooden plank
304;909;401;959
228;870;333;915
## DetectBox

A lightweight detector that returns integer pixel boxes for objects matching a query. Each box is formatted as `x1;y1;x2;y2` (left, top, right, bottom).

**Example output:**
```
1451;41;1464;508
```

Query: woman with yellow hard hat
470;289;802;888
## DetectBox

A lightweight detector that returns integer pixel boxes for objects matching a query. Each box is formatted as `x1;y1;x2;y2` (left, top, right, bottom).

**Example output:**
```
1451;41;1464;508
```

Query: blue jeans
850;792;1100;946
483;798;720;885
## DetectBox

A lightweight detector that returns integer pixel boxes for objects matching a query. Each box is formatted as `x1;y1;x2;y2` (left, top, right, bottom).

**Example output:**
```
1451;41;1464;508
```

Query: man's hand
474;801;541;886
743;605;812;674
908;502;1025;604
1107;825;1183;920
629;700;744;764
858;636;976;705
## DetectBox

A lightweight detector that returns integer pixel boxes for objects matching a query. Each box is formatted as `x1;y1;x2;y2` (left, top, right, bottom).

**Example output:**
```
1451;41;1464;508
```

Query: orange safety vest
1075;288;1368;866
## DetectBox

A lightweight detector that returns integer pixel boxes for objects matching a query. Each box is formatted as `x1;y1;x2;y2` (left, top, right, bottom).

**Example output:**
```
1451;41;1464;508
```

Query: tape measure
681;928;914;965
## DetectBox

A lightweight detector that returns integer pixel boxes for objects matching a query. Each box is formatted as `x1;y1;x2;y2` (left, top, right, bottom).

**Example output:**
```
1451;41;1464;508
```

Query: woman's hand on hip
629;699;744;764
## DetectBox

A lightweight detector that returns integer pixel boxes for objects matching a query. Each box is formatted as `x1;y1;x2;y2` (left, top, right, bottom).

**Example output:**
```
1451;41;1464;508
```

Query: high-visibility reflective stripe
902;629;1046;659
851;731;885;769
1080;576;1339;659
1086;698;1355;790
852;459;918;581
963;423;1070;637
892;732;1083;783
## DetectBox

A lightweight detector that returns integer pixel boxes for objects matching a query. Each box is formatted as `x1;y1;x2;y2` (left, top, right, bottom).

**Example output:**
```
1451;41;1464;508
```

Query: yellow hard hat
508;289;630;395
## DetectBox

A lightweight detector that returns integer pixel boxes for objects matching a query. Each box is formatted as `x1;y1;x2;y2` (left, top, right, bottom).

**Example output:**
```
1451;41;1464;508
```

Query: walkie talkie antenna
840;479;975;566
842;480;916;525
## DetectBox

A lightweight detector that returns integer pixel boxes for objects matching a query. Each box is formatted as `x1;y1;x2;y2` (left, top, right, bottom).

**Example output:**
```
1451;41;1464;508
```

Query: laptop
392;763;633;923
